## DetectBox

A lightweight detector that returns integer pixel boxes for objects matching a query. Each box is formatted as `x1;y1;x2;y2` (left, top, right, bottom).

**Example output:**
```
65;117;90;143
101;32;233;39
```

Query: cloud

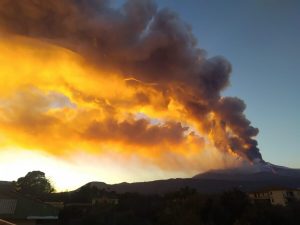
84;118;188;146
0;0;262;176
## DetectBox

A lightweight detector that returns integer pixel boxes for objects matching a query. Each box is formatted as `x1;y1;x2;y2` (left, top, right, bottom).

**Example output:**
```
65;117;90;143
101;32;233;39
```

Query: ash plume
0;0;262;162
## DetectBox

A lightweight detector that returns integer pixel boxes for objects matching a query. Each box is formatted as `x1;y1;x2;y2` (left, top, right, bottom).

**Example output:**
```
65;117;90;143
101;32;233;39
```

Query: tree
217;189;250;225
14;171;55;197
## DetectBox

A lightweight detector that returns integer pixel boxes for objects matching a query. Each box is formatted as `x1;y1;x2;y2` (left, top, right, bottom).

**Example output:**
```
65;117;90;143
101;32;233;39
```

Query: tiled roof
0;199;17;214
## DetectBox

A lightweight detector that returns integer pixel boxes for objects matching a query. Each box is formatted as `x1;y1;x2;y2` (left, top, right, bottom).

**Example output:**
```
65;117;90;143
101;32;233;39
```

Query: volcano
191;162;300;192
75;162;300;194
193;162;300;180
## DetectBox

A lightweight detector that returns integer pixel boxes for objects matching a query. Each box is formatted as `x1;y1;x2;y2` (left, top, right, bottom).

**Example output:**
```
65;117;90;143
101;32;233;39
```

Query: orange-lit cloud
0;34;249;174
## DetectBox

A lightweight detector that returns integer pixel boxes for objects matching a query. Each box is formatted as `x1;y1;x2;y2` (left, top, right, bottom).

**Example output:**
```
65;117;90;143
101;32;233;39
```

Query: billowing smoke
0;0;262;162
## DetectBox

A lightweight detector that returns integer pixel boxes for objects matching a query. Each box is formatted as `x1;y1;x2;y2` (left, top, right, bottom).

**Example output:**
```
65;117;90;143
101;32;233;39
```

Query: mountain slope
193;162;300;181
80;163;300;194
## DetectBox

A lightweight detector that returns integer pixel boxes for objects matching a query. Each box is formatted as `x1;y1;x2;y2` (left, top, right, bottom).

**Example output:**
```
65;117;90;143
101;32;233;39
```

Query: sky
0;0;299;191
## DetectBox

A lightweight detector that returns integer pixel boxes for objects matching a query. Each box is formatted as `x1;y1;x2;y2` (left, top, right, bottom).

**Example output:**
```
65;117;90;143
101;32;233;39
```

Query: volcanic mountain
80;162;300;194
193;161;300;180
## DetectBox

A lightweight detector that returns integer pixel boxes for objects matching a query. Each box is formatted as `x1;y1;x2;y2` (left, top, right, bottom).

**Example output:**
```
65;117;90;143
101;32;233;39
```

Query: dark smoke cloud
84;119;189;146
217;97;262;160
0;0;262;161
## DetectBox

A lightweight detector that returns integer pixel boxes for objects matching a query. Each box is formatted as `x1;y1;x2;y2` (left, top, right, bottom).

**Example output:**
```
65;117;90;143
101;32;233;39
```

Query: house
248;188;300;206
92;196;119;205
0;187;59;225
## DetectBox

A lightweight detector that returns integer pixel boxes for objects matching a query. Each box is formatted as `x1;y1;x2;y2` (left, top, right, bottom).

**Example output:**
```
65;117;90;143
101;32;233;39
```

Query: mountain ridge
193;162;300;181
2;163;300;194
79;163;300;194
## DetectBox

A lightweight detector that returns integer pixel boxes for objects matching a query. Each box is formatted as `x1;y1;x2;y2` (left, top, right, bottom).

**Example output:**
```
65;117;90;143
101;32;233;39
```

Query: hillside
81;163;300;194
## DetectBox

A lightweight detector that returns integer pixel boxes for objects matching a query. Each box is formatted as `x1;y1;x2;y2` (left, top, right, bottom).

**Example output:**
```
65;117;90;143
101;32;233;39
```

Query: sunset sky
0;0;299;191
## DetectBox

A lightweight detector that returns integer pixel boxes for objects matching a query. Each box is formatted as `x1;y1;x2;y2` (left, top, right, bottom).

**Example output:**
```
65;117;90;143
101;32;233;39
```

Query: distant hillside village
1;180;300;225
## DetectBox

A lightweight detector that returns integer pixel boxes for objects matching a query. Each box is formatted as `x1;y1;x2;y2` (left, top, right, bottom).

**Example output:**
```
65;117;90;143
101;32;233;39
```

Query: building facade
249;189;300;206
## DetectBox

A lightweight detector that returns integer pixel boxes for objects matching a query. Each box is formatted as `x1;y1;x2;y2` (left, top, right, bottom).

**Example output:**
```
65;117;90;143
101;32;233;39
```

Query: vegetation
13;171;55;197
12;171;300;225
50;187;300;225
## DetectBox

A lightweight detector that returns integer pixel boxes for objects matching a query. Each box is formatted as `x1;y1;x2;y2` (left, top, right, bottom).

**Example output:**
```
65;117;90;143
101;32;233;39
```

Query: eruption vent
0;0;262;175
